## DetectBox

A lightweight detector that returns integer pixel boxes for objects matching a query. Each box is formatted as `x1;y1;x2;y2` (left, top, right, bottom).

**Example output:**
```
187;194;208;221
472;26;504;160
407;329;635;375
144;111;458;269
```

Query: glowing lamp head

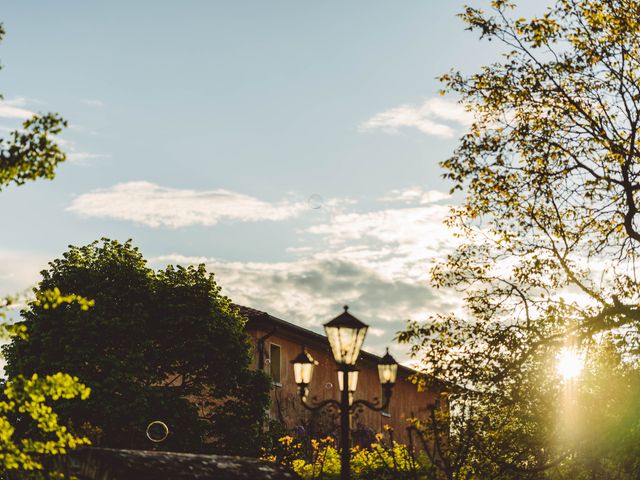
324;306;368;366
377;348;399;385
292;349;317;386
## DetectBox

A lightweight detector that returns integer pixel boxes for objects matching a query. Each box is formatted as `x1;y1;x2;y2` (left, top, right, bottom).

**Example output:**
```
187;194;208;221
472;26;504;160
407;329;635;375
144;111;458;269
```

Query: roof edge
233;304;447;388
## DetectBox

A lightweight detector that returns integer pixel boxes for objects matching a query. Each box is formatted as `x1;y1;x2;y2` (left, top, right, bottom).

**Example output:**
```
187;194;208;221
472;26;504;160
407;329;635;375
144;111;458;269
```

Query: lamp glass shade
337;370;359;392
291;350;317;385
377;349;399;385
324;306;368;365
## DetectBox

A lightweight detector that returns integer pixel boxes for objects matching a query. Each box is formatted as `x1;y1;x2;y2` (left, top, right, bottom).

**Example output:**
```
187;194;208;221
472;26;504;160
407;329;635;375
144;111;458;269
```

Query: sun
556;348;584;380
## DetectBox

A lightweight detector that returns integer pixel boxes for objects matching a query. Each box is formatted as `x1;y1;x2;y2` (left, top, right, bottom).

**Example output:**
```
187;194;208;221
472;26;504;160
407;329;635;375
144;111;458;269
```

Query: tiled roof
233;303;420;377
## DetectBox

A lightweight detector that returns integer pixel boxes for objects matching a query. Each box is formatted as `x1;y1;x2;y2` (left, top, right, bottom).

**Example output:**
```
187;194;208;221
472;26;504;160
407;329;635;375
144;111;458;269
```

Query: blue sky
0;2;545;359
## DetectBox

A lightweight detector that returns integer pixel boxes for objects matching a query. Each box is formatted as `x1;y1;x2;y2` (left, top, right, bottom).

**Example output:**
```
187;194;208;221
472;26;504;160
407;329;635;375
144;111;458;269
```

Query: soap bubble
146;421;169;443
308;194;323;210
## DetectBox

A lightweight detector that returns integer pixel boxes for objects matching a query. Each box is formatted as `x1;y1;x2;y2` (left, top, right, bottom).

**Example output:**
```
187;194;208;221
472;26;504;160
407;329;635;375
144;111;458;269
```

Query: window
269;343;281;385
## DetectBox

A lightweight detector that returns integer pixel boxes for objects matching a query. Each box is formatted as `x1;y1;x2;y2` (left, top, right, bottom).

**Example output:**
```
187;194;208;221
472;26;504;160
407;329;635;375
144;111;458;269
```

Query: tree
398;0;640;477
0;20;93;477
0;25;67;191
3;239;271;455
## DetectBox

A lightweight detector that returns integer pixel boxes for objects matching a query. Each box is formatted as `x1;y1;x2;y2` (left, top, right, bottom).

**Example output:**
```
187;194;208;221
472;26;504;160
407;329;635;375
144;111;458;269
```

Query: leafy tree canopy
0;24;68;191
398;0;640;478
3;239;271;455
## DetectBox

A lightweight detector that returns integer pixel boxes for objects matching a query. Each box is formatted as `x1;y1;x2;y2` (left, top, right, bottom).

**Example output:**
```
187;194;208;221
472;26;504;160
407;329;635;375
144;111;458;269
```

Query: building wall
247;325;439;446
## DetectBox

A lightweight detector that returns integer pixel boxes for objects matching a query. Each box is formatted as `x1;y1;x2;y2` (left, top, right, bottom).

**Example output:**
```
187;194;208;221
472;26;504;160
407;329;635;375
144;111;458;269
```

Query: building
238;305;442;446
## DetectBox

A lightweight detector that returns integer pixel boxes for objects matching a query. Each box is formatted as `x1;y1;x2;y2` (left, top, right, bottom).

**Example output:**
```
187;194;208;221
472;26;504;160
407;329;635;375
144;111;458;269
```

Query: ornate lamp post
292;306;398;480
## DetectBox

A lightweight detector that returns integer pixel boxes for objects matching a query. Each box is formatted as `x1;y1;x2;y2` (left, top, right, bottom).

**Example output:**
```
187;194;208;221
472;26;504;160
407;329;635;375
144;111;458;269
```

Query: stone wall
37;448;298;480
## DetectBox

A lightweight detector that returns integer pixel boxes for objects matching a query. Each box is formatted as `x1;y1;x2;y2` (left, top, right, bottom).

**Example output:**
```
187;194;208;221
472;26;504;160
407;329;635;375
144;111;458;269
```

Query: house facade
238;305;441;446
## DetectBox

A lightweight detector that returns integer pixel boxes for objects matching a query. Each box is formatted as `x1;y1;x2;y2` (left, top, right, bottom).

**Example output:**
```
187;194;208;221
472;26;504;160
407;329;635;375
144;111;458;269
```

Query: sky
0;1;548;360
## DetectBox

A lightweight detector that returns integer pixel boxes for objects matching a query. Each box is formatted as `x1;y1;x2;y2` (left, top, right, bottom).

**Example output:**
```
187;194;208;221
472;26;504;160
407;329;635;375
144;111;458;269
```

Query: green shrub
263;427;431;480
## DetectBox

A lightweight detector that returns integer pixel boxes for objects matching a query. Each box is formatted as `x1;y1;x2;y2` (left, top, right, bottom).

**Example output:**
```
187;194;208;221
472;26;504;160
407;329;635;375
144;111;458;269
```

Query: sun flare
556;348;584;380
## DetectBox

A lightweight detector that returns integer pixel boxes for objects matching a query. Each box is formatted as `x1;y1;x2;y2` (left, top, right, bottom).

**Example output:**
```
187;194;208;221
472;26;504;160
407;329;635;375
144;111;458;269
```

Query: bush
262;426;431;480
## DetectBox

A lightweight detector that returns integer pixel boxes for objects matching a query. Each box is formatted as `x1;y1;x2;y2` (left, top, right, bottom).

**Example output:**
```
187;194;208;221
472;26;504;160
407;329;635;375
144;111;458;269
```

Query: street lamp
292;348;318;390
324;305;368;365
292;306;398;480
378;348;399;395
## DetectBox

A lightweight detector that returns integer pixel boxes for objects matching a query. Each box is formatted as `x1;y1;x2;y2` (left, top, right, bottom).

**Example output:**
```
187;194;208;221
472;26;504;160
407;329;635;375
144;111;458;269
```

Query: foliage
2;238;270;455
0;20;93;477
555;337;640;478
0;291;92;477
0;112;68;190
0;25;68;191
262;428;431;480
397;0;640;478
206;367;272;455
0;373;90;467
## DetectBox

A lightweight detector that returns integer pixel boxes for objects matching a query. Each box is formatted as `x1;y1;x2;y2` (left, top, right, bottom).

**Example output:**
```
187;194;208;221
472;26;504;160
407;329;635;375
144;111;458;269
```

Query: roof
233;304;421;380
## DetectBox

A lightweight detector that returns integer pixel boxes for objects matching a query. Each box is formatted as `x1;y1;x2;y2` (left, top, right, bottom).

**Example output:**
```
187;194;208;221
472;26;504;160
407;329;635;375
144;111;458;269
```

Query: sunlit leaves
0;113;68;191
0;289;94;474
429;0;640;385
0;373;90;471
263;432;430;479
34;287;95;312
400;0;640;477
0;23;67;190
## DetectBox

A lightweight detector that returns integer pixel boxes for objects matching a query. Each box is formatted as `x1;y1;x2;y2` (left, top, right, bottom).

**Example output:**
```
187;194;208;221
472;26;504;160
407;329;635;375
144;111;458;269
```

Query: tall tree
399;0;640;477
3;239;271;455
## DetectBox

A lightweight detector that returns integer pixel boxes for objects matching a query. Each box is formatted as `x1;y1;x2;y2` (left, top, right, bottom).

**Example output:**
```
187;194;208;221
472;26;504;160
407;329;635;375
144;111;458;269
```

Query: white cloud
51;136;108;166
317;195;458;291
0;250;48;297
360;97;473;138
0;97;34;120
148;187;464;358
0;187;462;360
149;253;457;358
149;186;459;300
67;181;309;227
80;99;104;108
0;99;107;165
380;186;451;205
308;204;453;262
66;152;110;165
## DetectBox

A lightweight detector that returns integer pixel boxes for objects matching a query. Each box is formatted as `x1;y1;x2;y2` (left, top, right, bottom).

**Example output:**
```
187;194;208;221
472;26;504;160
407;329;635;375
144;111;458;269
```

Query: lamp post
292;306;398;480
